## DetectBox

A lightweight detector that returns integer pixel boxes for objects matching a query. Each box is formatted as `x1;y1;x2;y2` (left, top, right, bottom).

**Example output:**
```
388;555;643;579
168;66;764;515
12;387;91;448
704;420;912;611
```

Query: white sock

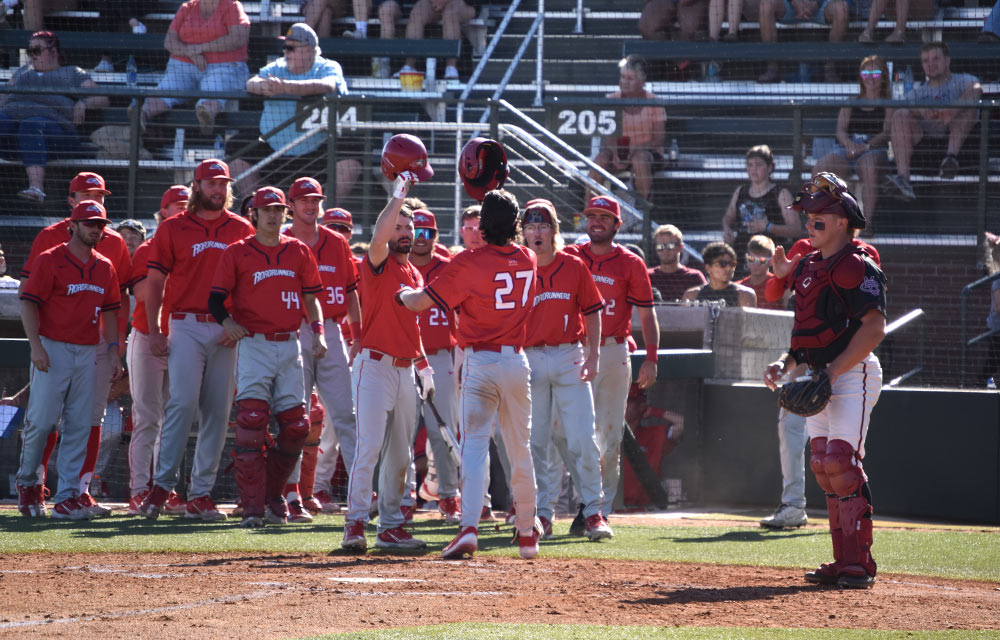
355;21;368;37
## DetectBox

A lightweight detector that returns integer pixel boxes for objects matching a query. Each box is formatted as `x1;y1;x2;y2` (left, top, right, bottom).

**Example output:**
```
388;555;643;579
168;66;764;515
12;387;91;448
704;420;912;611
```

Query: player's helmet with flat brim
789;172;866;229
459;137;509;202
381;133;434;182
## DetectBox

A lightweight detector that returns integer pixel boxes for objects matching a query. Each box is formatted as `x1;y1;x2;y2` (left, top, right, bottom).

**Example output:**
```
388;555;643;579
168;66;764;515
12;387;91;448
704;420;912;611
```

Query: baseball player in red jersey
210;186;326;527
398;189;543;560
408;207;462;523
340;166;430;552
139;159;255;521
125;186;190;515
520;199;613;541
764;173;886;588
16;201;122;519
281;177;361;521
564;195;659;522
18;172;131;517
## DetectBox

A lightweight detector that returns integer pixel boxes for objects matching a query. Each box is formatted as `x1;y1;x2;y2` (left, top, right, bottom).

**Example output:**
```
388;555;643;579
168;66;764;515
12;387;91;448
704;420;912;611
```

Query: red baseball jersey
22;218;131;291
340;253;365;339
211;235;323;334
415;254;457;353
283;225;359;322
525;251;604;347
128;240;171;335
21;244;122;345
359;253;424;359
426;244;537;349
147;210;254;314
738;275;784;310
564;243;654;339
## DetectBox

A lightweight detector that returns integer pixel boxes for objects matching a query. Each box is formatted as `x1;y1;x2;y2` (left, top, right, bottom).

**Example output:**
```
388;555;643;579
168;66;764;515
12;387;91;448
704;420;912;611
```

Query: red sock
40;432;58;486
79;425;101;494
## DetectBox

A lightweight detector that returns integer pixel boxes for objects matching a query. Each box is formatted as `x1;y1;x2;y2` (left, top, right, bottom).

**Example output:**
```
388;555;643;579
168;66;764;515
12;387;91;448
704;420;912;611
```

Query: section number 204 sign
294;98;358;132
546;106;619;140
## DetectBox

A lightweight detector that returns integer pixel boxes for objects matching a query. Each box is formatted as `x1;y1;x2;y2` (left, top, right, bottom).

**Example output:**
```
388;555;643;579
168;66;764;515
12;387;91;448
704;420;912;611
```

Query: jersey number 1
494;271;533;310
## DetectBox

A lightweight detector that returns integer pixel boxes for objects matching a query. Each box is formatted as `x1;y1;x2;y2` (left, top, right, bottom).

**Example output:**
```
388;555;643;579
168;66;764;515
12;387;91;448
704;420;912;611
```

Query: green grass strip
1;513;997;582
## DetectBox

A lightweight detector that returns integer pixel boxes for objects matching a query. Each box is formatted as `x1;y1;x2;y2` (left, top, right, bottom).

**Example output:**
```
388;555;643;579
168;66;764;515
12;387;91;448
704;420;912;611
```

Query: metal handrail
480;14;543;124
885;308;925;334
961;271;1000;386
881;308;925;387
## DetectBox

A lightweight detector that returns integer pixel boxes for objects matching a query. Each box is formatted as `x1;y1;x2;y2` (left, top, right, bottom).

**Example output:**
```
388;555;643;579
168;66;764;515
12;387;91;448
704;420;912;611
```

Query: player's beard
390;238;412;254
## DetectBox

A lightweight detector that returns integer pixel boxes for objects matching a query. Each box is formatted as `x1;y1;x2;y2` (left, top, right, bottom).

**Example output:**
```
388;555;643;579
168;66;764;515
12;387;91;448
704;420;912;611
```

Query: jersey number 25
494;271;532;310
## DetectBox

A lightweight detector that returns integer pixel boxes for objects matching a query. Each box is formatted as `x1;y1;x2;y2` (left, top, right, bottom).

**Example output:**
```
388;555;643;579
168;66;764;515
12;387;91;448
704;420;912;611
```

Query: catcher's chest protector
790;249;857;351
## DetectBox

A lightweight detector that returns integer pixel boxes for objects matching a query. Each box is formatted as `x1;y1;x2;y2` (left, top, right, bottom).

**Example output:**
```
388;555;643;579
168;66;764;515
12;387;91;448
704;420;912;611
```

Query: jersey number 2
494;271;533;310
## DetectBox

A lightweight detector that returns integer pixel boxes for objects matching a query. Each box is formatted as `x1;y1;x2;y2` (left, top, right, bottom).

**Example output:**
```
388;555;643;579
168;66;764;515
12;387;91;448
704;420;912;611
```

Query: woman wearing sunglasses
136;0;250;136
812;55;893;234
0;31;108;203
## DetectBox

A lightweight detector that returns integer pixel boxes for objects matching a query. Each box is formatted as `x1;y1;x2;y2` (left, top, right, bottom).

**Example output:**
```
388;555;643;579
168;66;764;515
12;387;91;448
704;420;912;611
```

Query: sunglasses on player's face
655;242;679;251
414;228;435;240
746;255;771;265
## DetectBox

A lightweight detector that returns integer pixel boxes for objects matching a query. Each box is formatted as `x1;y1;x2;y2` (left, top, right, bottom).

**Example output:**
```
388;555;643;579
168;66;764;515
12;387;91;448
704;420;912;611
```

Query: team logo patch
67;283;105;295
592;274;614;285
210;163;225;172
85;204;102;215
592;197;612;208
802;276;812;289
192;240;229;257
860;276;881;296
87;177;101;187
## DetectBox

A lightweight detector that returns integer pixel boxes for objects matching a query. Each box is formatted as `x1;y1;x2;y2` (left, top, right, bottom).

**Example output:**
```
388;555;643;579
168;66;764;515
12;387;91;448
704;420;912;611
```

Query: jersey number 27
494;271;532;310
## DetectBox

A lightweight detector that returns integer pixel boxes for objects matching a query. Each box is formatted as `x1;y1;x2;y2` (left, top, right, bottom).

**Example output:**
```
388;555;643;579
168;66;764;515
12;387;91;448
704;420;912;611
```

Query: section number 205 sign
546;107;619;138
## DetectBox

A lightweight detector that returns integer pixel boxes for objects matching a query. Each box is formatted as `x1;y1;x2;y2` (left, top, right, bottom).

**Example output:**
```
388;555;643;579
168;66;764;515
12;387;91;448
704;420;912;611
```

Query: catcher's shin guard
266;405;309;502
298;398;325;500
805;492;845;584
234;399;270;517
838;483;877;580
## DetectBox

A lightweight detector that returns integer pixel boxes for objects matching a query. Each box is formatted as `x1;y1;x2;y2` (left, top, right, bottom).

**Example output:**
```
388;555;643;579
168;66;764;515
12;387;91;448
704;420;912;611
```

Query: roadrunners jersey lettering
22;218;131;291
415;254;457;353
564;242;654;339
360;253;423;359
525;251;604;348
425;244;537;348
21;244;121;345
283;225;358;322
128;241;171;336
212;235;322;334
147;209;254;314
788;244;887;368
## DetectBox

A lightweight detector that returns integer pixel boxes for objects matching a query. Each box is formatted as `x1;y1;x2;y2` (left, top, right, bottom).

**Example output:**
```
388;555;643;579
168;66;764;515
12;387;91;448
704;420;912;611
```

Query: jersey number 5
494;271;533;310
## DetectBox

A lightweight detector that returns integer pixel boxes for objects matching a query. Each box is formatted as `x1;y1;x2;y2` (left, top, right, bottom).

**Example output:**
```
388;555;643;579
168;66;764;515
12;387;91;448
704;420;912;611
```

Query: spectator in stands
982;232;1000;384
885;41;983;201
682;242;756;307
22;0;77;31
116;219;147;255
0;244;19;287
0;31;108;204
304;0;369;38
722;144;799;273
459;204;484;249
981;0;1000;42
94;1;155;72
588;56;666;207
709;0;761;41
137;0;250;136
812;55;893;234
757;0;848;83
737;235;788;310
858;0;937;43
228;23;360;202
640;0;709;42
394;0;478;80
648;224;707;302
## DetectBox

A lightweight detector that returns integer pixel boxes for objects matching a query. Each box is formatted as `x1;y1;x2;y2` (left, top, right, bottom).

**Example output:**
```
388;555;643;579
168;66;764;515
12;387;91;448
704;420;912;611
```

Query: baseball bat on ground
620;421;669;509
424;394;461;471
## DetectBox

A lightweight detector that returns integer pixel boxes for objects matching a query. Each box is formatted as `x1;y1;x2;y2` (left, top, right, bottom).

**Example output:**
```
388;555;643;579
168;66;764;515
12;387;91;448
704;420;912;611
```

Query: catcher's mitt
777;370;832;417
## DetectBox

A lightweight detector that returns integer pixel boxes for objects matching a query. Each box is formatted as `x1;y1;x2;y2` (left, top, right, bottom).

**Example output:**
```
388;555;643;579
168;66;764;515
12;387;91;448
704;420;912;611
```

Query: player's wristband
107;341;120;353
311;320;325;336
645;349;658;363
348;322;361;341
414;356;429;371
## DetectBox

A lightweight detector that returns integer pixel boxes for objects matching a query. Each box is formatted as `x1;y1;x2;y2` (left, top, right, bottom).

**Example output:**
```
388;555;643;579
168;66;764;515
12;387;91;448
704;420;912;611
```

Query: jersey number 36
494;271;532;310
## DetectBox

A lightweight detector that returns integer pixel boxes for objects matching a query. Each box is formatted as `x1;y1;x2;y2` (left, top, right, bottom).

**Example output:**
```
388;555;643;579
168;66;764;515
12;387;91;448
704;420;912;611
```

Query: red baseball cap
412;209;437;230
583;195;621;221
69;172;111;196
69;200;109;223
160;185;190;211
322;207;353;227
289;176;324;200
251;186;289;209
523;198;557;225
194;158;234;182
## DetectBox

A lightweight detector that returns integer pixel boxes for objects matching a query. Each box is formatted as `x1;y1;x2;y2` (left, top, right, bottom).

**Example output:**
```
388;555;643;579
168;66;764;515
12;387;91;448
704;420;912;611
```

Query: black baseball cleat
568;504;585;536
804;563;840;585
838;572;876;589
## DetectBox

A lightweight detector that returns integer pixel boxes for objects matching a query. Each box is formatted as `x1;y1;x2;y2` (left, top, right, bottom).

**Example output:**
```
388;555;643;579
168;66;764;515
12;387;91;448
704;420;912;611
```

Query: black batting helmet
790;172;866;230
458;137;509;202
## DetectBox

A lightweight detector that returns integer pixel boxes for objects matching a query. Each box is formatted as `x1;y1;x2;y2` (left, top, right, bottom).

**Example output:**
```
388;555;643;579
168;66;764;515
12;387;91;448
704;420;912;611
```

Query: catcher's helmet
381;133;434;182
458;137;509;202
790;172;866;229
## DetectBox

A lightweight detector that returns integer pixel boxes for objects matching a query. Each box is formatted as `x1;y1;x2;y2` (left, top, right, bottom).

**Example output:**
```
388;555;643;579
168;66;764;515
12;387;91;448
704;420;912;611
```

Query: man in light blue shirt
229;23;360;201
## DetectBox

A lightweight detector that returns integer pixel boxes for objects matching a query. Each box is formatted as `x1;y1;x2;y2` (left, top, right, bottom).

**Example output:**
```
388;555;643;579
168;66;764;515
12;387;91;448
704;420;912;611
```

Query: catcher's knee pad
822;438;864;497
275;405;309;453
809;437;834;493
235;399;271;451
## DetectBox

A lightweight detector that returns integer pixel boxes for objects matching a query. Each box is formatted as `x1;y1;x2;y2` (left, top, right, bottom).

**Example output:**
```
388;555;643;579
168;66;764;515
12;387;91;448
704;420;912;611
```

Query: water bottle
669;138;679;163
126;55;137;88
705;61;720;83
903;65;914;95
213;134;224;157
988;377;997;390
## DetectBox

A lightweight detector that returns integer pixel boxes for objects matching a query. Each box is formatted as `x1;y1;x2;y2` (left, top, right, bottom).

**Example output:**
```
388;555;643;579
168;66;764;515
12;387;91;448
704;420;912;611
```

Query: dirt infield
2;548;999;638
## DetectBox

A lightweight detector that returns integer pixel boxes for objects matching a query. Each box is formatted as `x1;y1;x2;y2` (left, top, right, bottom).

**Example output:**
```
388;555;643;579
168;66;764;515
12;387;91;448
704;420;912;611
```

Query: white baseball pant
127;329;169;496
806;354;882;458
591;339;632;518
234;333;306;412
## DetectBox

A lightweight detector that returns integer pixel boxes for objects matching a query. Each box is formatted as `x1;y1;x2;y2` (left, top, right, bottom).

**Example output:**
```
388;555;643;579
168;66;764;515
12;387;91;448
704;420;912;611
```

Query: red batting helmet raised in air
381;133;434;182
458;137;509;202
790;172;866;229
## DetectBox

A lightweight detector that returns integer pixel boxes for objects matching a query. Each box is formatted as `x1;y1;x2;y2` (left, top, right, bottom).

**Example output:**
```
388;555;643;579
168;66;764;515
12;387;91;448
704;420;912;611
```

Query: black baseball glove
777;370;832;417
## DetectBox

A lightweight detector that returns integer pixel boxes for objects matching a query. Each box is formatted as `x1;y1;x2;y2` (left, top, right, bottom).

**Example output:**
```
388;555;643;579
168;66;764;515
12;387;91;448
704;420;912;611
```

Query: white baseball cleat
375;526;427;549
341;519;368;551
760;504;807;529
441;526;478;559
584;514;614;541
